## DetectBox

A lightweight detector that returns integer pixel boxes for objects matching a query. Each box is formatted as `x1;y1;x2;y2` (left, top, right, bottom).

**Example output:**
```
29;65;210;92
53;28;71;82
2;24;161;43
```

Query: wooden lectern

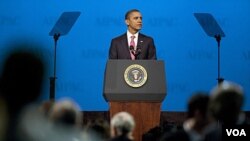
103;60;167;141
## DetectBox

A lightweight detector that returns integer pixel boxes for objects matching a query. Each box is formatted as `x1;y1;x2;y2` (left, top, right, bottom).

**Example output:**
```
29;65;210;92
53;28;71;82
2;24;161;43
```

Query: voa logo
226;129;246;136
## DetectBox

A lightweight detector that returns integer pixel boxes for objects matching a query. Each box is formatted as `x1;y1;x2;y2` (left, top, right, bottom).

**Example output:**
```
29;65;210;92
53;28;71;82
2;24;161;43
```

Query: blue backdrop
0;0;249;111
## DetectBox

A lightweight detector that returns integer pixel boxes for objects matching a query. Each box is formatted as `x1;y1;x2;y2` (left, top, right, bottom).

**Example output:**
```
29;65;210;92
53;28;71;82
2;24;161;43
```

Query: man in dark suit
109;9;157;60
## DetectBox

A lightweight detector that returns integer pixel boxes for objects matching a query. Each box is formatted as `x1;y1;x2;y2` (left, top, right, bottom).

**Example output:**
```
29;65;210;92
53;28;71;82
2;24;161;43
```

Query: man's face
126;11;142;33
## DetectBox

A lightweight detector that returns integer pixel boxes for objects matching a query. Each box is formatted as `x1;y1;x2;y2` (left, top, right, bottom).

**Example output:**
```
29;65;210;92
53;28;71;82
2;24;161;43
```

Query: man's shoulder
112;33;126;41
139;33;153;40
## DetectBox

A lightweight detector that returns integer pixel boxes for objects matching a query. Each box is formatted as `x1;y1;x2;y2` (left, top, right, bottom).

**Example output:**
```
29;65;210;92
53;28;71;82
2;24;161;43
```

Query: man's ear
125;19;129;26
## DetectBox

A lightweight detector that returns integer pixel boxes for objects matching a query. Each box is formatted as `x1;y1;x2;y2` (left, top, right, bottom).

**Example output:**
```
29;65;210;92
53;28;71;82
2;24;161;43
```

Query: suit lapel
121;33;131;59
138;33;144;49
136;33;145;59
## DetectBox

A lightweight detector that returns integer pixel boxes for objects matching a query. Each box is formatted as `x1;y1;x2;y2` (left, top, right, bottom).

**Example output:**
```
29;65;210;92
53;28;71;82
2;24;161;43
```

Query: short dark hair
54;109;77;126
209;81;244;124
125;9;140;19
187;92;209;118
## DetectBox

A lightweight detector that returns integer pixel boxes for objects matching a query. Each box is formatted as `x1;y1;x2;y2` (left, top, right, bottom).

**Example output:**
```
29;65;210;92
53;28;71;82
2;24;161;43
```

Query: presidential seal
124;64;147;88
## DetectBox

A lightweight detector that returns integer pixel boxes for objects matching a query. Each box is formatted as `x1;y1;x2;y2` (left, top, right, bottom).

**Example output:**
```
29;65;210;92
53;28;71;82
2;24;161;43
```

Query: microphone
129;45;135;55
134;45;141;59
129;45;141;59
129;45;134;51
135;45;141;55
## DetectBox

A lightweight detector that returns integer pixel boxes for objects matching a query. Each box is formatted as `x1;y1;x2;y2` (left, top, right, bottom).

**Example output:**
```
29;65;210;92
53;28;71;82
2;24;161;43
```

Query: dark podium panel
103;60;167;141
103;60;167;102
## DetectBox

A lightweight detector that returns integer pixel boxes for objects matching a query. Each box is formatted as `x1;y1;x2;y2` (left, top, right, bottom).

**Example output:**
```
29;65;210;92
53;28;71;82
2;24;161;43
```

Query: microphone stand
50;33;60;100
129;45;141;60
135;46;141;60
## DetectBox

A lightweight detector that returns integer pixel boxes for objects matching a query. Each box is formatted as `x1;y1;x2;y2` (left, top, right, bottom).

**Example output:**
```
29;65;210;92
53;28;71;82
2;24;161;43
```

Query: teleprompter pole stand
215;34;224;84
194;13;226;84
49;33;60;100
48;11;81;100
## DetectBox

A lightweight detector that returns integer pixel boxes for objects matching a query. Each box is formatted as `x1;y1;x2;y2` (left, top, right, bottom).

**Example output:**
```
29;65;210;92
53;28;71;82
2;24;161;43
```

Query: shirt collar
127;30;139;39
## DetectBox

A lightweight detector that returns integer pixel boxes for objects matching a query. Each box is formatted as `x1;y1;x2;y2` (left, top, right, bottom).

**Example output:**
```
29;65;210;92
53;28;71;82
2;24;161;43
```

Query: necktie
130;35;135;60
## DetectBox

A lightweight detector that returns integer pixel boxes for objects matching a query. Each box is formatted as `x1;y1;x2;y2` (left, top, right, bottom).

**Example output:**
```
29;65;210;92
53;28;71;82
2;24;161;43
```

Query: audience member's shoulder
160;129;190;141
240;112;250;125
109;135;133;141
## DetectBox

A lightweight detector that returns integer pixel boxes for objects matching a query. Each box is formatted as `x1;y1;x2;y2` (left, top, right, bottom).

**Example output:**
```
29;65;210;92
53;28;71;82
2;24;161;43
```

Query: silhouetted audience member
142;126;163;141
85;118;111;141
209;80;247;125
204;81;249;141
0;98;8;141
38;100;55;118
0;46;46;141
43;97;84;141
142;121;178;141
0;50;45;112
109;111;135;141
17;99;85;141
48;97;83;129
161;92;211;141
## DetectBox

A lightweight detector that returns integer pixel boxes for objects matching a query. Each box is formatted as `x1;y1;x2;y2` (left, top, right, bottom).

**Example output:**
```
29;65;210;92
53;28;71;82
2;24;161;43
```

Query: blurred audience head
0;42;48;141
48;97;83;129
209;80;244;125
85;118;110;141
110;111;135;139
187;92;210;119
0;44;46;113
39;100;55;117
184;92;211;134
142;126;163;141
